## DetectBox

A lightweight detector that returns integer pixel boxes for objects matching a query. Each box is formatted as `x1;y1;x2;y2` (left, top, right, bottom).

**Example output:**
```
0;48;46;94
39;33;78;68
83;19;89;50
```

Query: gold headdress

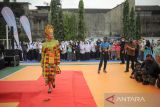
44;24;54;36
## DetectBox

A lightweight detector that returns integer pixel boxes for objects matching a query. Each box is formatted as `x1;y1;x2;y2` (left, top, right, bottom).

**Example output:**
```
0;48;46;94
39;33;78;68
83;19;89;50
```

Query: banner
1;7;20;46
20;16;32;43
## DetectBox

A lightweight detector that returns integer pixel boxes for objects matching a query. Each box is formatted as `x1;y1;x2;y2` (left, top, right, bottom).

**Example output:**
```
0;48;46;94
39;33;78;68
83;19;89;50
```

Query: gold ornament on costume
44;24;54;36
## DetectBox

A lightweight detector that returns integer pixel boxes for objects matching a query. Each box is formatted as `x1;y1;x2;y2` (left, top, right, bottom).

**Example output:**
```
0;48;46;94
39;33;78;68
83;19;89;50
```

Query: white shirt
60;43;67;54
91;42;96;52
80;43;85;54
38;43;42;53
85;43;91;53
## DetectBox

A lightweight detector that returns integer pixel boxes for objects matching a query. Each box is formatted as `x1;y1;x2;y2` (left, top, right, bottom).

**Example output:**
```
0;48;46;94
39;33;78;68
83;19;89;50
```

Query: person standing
135;40;140;63
85;41;91;60
80;41;85;60
41;24;61;93
0;43;4;58
125;40;135;72
67;44;72;61
144;40;153;60
154;40;160;65
120;37;126;64
91;41;96;59
75;41;80;61
60;41;67;60
96;39;102;59
98;37;110;74
37;42;42;62
139;39;145;61
21;42;28;61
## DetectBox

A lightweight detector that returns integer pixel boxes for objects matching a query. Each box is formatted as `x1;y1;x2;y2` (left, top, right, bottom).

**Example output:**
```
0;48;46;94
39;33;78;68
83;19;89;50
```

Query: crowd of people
118;37;160;88
0;36;160;89
59;37;160;88
5;37;158;65
133;54;160;87
60;39;121;61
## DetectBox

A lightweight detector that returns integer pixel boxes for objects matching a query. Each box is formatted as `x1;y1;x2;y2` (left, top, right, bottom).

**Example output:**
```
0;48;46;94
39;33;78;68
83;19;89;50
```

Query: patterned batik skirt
43;64;61;79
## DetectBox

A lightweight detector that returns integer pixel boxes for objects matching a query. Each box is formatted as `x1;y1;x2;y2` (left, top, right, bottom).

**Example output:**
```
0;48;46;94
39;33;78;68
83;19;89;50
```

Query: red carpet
0;71;97;107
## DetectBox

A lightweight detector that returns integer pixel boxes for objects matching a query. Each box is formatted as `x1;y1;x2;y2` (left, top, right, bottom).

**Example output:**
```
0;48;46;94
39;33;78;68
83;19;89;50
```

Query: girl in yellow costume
41;24;61;93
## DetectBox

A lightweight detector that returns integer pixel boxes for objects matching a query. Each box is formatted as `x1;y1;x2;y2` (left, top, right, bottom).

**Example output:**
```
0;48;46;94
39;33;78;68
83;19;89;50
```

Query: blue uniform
100;42;110;50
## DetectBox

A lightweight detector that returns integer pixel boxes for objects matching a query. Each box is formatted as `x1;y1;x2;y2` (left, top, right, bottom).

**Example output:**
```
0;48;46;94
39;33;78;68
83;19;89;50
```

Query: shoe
48;88;52;94
51;80;55;88
103;70;107;73
98;69;100;74
120;62;125;64
43;98;50;102
52;83;55;88
130;75;134;79
124;70;129;72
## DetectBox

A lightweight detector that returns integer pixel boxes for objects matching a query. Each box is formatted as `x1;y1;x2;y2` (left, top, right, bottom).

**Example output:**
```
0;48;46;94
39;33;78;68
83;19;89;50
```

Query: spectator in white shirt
91;41;96;59
80;41;85;60
84;41;91;60
60;41;67;60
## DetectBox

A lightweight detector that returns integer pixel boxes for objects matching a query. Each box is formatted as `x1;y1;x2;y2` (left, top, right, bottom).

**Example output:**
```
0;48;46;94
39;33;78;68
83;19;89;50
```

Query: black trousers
120;50;125;63
98;52;108;71
126;55;135;71
80;53;85;60
85;52;90;60
76;52;80;60
23;51;27;61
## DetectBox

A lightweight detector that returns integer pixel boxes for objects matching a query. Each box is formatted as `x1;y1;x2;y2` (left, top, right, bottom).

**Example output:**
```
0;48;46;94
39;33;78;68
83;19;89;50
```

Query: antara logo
105;95;146;104
105;95;115;104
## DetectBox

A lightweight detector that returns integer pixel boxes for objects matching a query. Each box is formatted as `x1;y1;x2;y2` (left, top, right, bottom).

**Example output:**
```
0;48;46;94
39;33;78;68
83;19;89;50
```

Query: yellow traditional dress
41;39;61;79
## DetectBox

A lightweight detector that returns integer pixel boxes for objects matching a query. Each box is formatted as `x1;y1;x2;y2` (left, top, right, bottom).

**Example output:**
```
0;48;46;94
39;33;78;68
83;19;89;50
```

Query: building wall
105;4;123;36
29;0;160;41
84;12;107;37
29;0;136;40
63;9;110;37
29;9;48;40
30;8;110;40
105;0;135;36
136;6;160;37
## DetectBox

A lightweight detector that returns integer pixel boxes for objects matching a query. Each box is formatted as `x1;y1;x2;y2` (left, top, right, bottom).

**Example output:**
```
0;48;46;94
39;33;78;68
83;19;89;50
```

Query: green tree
78;0;85;41
63;13;78;40
58;5;65;41
129;7;136;39
70;14;78;40
49;0;64;41
63;14;70;40
49;0;59;40
135;13;141;39
123;0;130;40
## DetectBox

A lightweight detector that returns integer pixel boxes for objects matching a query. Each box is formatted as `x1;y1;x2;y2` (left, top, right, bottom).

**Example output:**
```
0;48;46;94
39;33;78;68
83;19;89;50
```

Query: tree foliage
58;6;65;41
49;0;64;41
78;0;85;41
63;13;78;40
123;0;130;39
129;7;136;39
123;0;141;40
